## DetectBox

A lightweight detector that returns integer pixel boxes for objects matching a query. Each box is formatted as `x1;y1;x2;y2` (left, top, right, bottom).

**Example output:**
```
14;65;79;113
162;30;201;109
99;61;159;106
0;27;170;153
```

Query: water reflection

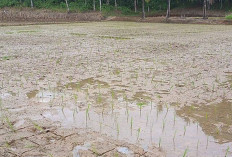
43;97;232;157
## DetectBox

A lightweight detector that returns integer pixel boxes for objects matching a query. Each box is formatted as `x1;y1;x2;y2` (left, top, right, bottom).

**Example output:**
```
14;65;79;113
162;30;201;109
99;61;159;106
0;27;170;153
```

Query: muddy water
27;89;60;103
2;22;232;157
41;94;232;157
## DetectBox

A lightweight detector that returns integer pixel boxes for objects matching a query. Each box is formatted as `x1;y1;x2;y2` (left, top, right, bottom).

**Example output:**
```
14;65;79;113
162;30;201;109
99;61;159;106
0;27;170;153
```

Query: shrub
226;14;232;20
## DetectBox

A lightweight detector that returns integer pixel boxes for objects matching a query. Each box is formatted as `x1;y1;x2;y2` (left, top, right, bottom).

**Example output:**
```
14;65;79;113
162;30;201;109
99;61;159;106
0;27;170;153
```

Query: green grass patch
226;14;232;19
18;30;37;33
5;32;14;34
2;56;11;61
70;33;87;36
98;35;131;40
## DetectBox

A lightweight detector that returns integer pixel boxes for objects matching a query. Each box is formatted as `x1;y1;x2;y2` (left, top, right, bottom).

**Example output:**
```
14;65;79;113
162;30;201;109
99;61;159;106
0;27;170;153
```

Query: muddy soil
1;8;232;26
0;22;232;157
107;16;232;25
0;7;103;24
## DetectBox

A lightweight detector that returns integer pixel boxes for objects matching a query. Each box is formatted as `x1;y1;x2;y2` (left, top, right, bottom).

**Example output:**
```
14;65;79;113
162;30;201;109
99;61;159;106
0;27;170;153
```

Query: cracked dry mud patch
0;22;232;157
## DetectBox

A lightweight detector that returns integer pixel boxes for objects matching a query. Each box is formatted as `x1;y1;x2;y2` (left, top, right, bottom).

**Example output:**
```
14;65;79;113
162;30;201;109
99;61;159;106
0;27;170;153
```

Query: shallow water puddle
27;90;57;103
116;147;134;156
66;77;109;90
176;100;232;143
43;98;232;157
1;93;12;99
73;143;91;157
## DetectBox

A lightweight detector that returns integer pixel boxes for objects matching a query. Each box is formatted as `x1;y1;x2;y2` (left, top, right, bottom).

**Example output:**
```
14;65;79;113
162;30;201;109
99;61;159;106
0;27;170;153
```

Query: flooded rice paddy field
0;22;232;157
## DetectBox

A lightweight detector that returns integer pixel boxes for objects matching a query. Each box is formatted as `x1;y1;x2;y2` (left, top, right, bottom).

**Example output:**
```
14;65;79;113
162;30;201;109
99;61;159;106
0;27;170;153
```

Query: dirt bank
1;8;232;26
107;16;232;25
0;7;103;24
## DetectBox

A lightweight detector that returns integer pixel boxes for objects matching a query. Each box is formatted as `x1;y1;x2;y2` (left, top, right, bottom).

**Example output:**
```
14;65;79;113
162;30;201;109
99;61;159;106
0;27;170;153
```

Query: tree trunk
203;0;207;19
30;0;34;8
134;0;137;12
85;0;87;6
166;0;170;19
142;0;145;19
93;0;96;11
106;0;109;5
99;0;102;11
65;0;70;12
220;0;222;9
115;0;117;10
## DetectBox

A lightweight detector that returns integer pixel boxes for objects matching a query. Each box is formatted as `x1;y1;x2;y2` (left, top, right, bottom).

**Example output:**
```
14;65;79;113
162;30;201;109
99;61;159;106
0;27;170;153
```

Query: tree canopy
0;0;231;15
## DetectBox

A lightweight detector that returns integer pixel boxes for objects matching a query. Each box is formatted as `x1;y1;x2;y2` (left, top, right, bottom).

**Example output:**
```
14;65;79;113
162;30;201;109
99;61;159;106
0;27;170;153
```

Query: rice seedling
225;146;230;157
91;145;99;155
0;97;2;109
159;137;161;148
98;82;101;94
146;113;149;126
31;121;43;132
173;113;176;126
4;142;11;148
130;117;133;134
137;102;146;117
5;116;15;132
86;104;91;122
117;123;120;137
111;90;116;100
206;136;209;149
126;108;129;123
101;105;105;119
183;148;188;157
216;128;220;135
184;126;186;136
150;98;153;111
61;95;64;104
162;119;166;132
97;94;103;104
73;108;77;119
1;80;3;88
114;152;119;157
173;130;177;141
48;153;54;157
61;105;66;117
99;122;102;133
111;102;115;113
137;128;141;141
73;94;78;103
24;144;35;148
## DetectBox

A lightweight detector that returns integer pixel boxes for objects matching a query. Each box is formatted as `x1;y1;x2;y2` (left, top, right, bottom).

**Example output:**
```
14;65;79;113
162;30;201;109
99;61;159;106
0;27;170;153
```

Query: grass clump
226;14;232;20
18;30;37;33
98;35;131;40
70;33;87;37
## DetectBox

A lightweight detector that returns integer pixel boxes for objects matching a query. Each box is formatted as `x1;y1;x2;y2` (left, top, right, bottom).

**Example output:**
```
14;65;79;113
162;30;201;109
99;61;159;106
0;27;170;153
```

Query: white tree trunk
30;0;34;8
166;0;170;19
134;0;137;12
203;0;207;19
99;0;102;11
93;0;96;11
65;0;70;12
142;0;145;19
115;0;117;10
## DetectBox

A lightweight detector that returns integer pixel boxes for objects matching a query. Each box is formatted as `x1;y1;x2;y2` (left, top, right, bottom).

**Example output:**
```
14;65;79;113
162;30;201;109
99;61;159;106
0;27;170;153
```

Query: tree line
1;0;231;19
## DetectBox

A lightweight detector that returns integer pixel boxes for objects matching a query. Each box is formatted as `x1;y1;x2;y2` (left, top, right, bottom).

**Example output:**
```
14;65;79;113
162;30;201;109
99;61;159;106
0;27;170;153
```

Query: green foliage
226;14;232;19
0;0;19;8
0;0;231;14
